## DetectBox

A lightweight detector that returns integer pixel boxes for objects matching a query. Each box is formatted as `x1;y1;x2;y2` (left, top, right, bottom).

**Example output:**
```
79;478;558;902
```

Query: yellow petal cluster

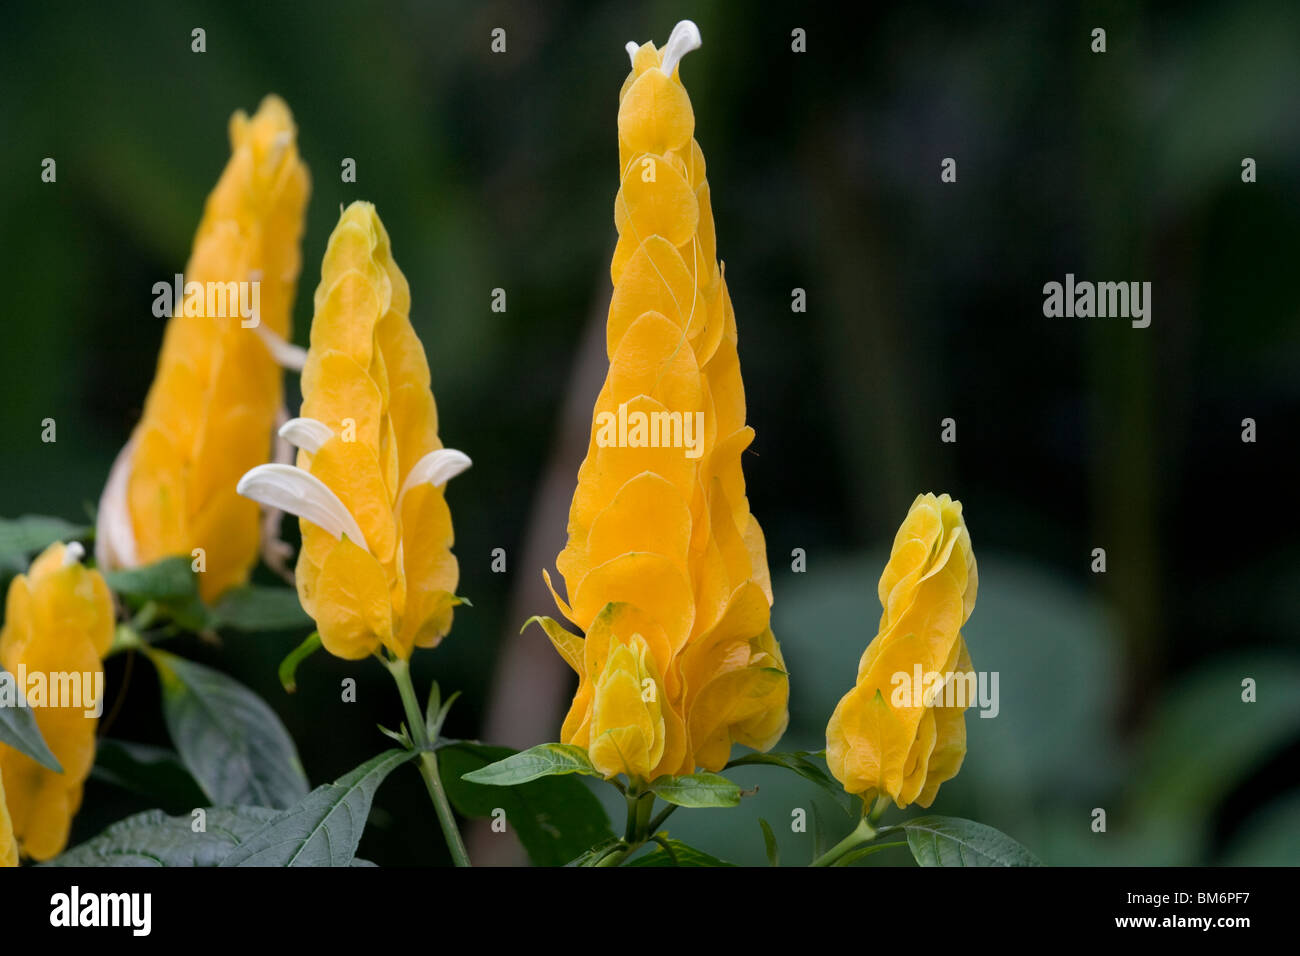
825;493;979;808
106;95;310;601
0;543;114;861
287;202;462;660
540;26;788;781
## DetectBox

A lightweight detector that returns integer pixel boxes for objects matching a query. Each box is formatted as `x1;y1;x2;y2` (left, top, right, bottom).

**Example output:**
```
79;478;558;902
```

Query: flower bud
826;493;978;807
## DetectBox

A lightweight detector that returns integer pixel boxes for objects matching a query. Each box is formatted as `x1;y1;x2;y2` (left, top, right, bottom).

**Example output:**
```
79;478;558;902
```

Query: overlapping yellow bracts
124;95;310;601
0;775;16;867
826;494;978;808
539;38;788;781
0;543;114;861
293;202;459;660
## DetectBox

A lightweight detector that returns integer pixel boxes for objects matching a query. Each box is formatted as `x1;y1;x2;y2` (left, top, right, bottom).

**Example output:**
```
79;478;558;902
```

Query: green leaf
278;632;322;693
759;818;780;866
726;750;846;803
627;838;736;867
104;556;197;603
441;742;615;867
91;739;207;809
0;515;89;571
649;772;742;808
459;741;599;785
145;647;309;809
896;816;1042;867
221;749;415;867
424;682;459;740
812;801;829;858
210;586;313;632
0;665;63;772
44;807;278;866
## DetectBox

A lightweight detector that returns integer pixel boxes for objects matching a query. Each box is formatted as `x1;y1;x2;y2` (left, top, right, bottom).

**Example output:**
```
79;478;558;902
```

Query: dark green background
1;0;1297;865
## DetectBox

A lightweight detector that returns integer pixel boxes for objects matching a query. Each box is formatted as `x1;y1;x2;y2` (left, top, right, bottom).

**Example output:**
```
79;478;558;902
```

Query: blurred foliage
1;0;1297;864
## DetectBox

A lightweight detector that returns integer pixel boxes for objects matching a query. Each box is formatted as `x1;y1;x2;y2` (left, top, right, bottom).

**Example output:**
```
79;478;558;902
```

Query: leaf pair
462;741;745;808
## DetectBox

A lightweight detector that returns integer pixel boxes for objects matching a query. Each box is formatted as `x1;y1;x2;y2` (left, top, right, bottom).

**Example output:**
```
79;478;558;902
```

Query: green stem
809;796;891;867
595;788;658;867
634;789;655;837
867;793;891;826
647;802;678;835
624;791;640;843
810;815;877;867
594;843;632;866
387;657;471;867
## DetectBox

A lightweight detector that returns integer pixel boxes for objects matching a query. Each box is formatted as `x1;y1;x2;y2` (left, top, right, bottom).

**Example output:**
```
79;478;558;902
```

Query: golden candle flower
238;202;469;660
536;21;788;780
0;542;114;861
825;493;979;808
96;95;311;602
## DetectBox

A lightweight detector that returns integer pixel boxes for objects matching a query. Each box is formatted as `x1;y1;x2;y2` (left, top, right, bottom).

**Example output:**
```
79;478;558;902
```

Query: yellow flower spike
96;95;311;602
540;21;788;778
0;542;114;861
238;202;470;661
826;494;980;808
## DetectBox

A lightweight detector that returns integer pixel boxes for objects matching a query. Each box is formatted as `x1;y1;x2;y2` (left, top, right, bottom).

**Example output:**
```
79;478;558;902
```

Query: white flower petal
236;464;368;552
254;323;308;371
279;417;334;454
94;435;138;570
660;20;701;76
397;448;472;513
625;41;639;66
62;541;85;567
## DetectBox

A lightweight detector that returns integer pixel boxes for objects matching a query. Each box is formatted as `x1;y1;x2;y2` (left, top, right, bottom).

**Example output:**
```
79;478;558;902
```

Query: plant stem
624;791;641;842
647;802;678;835
594;788;659;867
387;657;471;867
809;794;892;867
595;843;632;866
809;815;878;867
867;793;891;825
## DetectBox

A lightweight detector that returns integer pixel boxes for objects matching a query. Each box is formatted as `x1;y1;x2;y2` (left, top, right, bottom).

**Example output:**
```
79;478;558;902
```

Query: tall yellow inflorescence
98;95;311;602
238;202;469;661
826;493;978;808
538;22;789;781
0;542;114;861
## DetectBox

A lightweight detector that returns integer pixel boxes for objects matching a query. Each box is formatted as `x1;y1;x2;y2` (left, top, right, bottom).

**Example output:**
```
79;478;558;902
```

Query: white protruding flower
94;435;139;571
255;323;308;370
626;20;701;77
659;20;701;76
278;417;334;454
396;448;473;513
237;463;369;552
